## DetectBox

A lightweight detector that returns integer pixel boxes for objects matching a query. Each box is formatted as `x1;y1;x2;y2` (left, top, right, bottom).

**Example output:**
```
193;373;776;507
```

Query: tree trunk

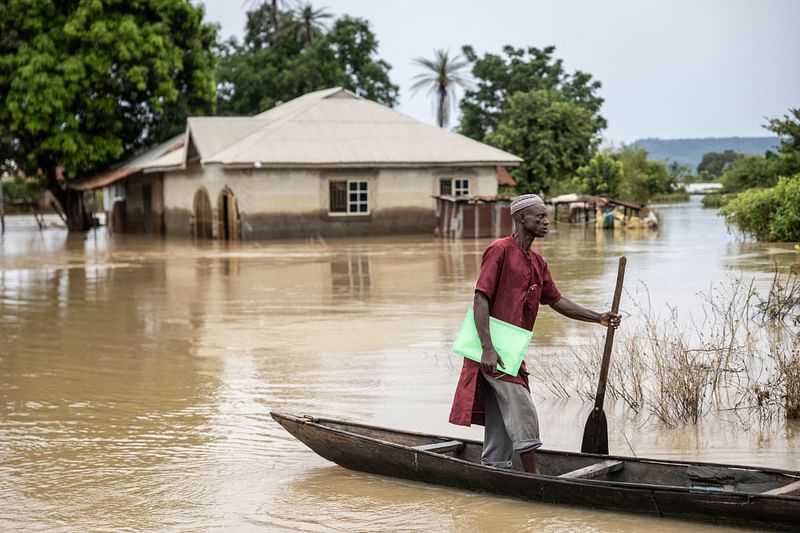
271;0;279;37
437;85;447;128
64;189;93;231
45;167;92;232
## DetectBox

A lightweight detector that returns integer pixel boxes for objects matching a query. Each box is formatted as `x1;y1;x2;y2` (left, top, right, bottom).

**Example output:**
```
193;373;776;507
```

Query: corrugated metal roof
185;117;266;162
143;87;521;170
71;134;184;190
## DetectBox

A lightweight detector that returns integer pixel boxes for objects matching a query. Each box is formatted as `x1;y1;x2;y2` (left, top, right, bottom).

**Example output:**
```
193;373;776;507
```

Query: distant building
73;87;521;239
683;182;723;194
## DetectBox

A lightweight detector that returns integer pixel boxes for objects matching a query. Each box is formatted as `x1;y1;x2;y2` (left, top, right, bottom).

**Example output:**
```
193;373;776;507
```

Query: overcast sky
196;0;799;144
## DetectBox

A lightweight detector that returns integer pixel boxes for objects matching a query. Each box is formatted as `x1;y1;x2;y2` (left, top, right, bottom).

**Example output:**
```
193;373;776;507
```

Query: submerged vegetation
536;265;800;428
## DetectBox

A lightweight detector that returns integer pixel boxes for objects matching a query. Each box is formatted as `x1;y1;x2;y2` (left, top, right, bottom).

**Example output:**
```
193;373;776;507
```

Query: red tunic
448;236;561;426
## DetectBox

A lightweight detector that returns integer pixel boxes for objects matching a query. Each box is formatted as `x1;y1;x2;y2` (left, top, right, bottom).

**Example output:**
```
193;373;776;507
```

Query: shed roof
71;134;184;191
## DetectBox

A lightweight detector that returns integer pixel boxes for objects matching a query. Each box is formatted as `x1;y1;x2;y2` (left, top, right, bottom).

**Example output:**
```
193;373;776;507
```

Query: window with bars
439;178;470;196
329;180;369;214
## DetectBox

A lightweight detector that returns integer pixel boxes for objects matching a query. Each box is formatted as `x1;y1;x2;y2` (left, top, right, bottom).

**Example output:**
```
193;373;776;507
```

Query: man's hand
600;311;621;329
480;347;505;374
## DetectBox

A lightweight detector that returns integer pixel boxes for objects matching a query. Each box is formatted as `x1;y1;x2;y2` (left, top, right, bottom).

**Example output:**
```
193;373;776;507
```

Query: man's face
519;204;549;237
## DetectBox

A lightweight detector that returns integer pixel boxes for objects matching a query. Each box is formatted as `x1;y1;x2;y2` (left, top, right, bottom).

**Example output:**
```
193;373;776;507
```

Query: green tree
668;160;694;184
328;17;398;104
410;49;470;128
457;45;605;193
216;10;398;116
614;146;675;203
572;152;624;196
242;0;289;47
287;1;332;46
766;108;800;154
458;45;605;143
697;150;740;180
717;109;800;192
720;153;781;191
720;175;800;242
0;0;216;230
485;89;599;193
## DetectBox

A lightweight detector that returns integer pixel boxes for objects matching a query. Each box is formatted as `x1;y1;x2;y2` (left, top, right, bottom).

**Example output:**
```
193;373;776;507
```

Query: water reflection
330;253;371;298
1;200;798;531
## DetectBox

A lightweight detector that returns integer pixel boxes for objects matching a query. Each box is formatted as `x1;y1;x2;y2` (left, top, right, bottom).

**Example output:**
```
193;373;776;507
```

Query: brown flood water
1;197;798;532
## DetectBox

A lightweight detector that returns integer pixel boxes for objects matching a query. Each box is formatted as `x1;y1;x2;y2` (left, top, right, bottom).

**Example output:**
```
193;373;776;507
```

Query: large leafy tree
0;0;217;230
718;109;800;192
410;49;470;128
459;45;605;141
614;146;675;204
697;150;740;179
572;152;624;197
766;108;800;154
485;89;600;193
458;45;606;193
216;6;398;116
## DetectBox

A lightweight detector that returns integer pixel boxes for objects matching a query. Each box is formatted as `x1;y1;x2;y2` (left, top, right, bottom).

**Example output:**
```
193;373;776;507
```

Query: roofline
196;160;521;170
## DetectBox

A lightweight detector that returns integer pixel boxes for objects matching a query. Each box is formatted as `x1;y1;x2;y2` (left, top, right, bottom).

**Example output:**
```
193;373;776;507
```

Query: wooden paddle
581;256;626;455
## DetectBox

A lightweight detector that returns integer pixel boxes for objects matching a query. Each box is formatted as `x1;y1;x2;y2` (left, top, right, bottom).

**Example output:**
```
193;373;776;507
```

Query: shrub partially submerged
720;175;800;242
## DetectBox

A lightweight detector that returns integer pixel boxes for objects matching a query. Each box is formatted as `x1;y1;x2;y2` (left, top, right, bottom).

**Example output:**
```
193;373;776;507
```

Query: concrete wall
122;173;164;234
162;165;499;239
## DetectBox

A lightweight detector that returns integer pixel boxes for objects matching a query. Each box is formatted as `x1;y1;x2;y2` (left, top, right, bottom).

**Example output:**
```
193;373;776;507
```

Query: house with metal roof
76;87;521;239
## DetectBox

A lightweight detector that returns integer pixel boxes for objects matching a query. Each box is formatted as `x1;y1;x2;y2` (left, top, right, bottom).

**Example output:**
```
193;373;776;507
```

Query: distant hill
632;137;780;170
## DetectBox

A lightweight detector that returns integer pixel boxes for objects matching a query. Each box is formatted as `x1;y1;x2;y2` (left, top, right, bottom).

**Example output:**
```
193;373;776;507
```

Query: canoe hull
272;412;800;530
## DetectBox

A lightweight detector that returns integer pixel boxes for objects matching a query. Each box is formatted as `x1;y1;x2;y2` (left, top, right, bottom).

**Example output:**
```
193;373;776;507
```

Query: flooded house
73;87;521;239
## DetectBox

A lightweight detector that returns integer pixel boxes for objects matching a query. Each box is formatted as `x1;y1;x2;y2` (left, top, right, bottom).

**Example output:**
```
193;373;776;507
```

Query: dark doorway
193;188;213;239
218;188;239;241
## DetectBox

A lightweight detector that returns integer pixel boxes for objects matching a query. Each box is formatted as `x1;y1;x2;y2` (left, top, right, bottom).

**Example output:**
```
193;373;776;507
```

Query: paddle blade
581;408;609;455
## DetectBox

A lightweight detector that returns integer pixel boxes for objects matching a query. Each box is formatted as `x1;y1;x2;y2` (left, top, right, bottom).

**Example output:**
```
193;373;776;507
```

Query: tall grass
536;265;800;427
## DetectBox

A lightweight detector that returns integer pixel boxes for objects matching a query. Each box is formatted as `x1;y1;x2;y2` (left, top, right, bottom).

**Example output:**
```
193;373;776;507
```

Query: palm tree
243;0;285;39
411;49;471;128
291;1;333;46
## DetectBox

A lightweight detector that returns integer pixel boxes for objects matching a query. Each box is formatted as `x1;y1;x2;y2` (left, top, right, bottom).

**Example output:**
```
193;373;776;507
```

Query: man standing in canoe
449;194;621;474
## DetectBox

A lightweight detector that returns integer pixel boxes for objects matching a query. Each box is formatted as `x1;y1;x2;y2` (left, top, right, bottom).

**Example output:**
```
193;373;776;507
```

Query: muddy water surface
1;197;798;531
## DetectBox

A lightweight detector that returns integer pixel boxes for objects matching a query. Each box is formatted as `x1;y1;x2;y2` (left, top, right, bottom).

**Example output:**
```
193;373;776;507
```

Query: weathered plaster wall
125;173;164;234
162;165;499;239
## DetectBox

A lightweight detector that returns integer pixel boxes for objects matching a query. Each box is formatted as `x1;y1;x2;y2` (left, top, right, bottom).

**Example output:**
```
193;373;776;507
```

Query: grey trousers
480;372;542;468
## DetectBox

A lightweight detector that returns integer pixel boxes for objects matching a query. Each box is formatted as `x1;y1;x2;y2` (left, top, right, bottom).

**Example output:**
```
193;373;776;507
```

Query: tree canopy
0;0;217;184
458;45;606;193
718;109;800;192
216;6;398;116
697;150;740;179
766;108;800;154
718;107;800;241
485;89;600;193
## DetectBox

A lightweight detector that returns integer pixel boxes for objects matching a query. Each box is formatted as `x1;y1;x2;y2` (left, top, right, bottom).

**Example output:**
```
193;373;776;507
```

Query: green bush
701;193;736;208
650;191;690;203
1;177;42;201
720;175;800;241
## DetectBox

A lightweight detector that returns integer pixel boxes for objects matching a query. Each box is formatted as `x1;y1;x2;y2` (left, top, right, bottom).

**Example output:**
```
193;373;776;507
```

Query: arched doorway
217;187;239;241
193;188;213;239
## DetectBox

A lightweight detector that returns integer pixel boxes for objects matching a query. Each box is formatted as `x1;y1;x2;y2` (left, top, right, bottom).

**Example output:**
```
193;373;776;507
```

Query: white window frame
329;179;370;216
453;178;470;196
439;177;470;196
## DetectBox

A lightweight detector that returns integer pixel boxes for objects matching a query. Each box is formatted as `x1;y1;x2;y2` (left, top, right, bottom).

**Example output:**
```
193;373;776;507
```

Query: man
449;193;621;474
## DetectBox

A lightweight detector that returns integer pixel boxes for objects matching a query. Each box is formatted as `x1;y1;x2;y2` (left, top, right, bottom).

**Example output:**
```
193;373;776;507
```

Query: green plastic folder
452;309;533;377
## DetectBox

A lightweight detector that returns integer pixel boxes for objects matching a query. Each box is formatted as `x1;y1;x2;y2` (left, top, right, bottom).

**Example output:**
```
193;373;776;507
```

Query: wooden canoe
271;412;800;530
